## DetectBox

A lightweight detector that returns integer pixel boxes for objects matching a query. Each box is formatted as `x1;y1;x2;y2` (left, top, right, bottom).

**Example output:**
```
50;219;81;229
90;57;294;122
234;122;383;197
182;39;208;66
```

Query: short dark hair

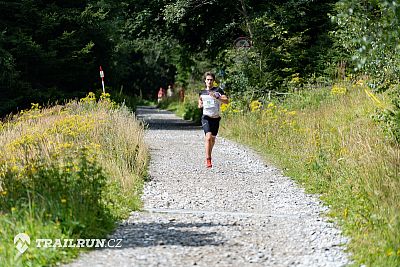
203;71;215;81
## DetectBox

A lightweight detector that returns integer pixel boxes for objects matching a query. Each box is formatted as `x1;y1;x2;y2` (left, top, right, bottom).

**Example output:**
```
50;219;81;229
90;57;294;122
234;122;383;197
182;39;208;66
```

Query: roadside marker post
99;66;105;93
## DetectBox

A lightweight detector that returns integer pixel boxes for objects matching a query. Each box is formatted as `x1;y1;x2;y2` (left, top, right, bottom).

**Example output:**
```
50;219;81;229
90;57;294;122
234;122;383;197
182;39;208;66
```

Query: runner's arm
218;94;229;104
198;96;203;108
210;91;229;104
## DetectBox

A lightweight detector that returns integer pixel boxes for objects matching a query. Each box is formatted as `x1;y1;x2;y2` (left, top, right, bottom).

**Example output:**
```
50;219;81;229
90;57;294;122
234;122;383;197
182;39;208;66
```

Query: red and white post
99;66;105;93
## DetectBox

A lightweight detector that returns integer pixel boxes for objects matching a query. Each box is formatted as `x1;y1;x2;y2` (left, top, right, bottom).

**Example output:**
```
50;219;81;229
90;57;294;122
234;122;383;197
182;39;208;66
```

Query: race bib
203;96;217;109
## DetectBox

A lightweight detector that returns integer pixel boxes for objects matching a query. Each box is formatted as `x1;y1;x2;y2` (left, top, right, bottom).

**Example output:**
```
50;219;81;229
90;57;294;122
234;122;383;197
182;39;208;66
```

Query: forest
0;1;397;125
1;0;400;266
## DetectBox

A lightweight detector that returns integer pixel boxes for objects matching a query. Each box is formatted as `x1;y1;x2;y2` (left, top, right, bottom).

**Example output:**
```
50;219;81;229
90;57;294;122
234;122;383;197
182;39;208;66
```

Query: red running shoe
206;158;212;168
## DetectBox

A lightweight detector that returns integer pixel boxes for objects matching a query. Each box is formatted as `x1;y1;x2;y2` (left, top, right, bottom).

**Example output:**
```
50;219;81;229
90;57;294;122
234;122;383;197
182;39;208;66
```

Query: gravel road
65;106;350;267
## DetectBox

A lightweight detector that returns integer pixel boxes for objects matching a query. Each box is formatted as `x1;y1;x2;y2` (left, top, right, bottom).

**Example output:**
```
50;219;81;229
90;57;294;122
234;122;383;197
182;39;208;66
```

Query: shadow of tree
136;106;201;131
102;220;228;249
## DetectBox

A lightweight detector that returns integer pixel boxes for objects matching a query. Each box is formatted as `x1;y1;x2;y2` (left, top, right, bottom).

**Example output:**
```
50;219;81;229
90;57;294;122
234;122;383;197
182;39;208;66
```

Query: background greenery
1;0;398;139
0;0;340;113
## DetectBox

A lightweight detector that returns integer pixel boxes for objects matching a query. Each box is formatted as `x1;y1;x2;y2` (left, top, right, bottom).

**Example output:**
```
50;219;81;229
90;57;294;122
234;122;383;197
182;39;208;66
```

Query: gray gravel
65;106;351;267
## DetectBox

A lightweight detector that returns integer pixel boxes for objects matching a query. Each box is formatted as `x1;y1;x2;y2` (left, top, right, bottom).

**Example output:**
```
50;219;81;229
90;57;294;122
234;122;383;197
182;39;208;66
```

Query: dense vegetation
0;93;148;266
1;0;399;266
0;0;349;109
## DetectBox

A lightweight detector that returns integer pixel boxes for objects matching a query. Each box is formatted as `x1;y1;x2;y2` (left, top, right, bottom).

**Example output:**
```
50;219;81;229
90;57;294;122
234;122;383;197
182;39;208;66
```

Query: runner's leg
205;132;213;159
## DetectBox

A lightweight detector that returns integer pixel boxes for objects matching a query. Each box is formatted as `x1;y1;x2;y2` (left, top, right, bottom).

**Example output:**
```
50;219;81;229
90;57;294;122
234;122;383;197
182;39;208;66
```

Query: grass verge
0;92;148;266
220;83;399;266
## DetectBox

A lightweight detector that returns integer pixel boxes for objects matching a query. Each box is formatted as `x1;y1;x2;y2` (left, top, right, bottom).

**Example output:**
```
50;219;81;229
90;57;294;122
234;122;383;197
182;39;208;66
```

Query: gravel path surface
65;106;350;267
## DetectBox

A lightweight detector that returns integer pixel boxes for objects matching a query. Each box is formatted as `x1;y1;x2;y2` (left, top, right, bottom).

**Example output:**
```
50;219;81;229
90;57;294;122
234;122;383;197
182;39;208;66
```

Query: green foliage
373;86;400;143
0;210;78;267
221;48;264;98
182;101;202;124
332;0;400;88
1;151;114;239
213;0;338;102
0;0;341;116
0;0;109;115
331;0;400;143
0;0;180;115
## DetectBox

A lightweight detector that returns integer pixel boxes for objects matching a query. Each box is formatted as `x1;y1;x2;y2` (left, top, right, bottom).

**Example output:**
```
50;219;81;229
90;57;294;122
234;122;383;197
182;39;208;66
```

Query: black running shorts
201;115;221;136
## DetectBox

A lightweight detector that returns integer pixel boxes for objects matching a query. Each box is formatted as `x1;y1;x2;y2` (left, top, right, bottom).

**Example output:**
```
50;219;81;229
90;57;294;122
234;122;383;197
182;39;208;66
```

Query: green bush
0;150;114;239
373;87;400;143
182;101;202;124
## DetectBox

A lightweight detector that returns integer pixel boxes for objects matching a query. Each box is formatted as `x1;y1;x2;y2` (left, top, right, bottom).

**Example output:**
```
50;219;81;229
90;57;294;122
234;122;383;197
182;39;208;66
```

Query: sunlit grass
221;83;400;266
0;93;148;266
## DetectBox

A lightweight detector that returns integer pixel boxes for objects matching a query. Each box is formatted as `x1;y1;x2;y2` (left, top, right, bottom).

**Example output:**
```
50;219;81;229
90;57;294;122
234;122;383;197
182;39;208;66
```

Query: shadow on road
136;106;201;131
102;220;228;249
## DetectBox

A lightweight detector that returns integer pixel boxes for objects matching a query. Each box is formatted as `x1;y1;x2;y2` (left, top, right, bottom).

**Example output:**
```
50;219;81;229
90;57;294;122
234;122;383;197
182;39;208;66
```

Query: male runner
198;71;229;168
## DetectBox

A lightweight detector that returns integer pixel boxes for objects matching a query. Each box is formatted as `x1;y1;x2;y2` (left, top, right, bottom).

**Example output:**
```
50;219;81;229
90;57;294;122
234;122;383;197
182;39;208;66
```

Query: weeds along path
67;106;350;267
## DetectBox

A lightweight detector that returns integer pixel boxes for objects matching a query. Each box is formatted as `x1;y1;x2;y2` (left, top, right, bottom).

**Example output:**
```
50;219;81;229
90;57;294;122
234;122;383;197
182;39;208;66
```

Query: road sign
234;37;252;49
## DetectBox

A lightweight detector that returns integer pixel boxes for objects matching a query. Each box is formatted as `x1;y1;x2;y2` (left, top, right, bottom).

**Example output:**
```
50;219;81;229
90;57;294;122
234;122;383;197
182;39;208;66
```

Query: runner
157;87;165;103
198;71;229;168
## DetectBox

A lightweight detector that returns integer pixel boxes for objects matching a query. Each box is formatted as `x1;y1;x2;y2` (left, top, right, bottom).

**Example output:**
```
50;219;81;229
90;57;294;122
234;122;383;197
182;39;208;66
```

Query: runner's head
203;71;215;89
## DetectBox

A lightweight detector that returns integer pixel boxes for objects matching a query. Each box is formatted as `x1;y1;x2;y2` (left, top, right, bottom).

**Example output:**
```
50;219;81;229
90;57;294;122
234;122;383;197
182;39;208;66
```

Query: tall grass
0;93;148;266
221;83;400;266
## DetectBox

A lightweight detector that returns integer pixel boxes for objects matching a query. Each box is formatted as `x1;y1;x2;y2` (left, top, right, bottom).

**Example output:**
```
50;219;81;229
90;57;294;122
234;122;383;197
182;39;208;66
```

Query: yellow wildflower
221;103;230;113
250;100;262;112
30;103;41;110
386;248;394;256
11;165;19;172
331;84;347;95
80;92;96;103
355;79;365;86
343;208;348;218
100;92;111;101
